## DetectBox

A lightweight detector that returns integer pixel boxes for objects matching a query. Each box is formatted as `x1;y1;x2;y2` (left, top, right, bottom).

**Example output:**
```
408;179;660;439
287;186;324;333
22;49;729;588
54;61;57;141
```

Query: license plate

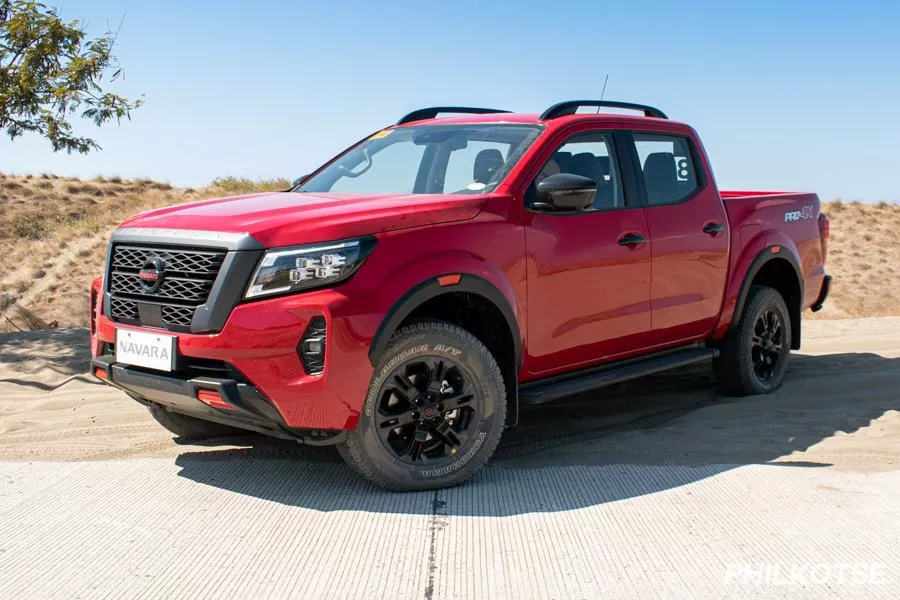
115;328;177;371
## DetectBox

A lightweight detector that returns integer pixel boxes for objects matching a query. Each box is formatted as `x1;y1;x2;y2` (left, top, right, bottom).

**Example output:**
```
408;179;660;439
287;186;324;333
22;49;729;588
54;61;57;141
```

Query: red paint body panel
712;190;826;339
524;207;652;375
91;110;828;432
119;191;487;248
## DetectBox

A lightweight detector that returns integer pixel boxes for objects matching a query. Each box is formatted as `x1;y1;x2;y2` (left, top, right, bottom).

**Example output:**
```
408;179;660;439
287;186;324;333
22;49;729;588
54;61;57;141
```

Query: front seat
473;149;505;184
568;152;602;182
552;151;573;173
568;153;606;209
642;152;679;204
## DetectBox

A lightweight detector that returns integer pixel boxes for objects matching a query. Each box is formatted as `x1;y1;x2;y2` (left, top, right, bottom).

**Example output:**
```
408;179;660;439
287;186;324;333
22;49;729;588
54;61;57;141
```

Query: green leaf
0;0;142;153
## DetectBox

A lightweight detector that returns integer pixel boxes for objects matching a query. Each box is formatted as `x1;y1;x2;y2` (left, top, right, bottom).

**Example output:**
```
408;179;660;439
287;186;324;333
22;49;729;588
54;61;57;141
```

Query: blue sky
2;0;899;202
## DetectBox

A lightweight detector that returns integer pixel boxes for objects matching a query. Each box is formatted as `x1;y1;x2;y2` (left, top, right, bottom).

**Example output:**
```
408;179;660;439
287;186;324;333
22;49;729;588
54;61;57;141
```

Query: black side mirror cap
536;173;597;211
292;174;309;187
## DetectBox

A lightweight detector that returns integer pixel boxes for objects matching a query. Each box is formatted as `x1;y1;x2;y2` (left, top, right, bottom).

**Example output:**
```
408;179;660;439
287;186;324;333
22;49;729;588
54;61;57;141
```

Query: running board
519;346;719;405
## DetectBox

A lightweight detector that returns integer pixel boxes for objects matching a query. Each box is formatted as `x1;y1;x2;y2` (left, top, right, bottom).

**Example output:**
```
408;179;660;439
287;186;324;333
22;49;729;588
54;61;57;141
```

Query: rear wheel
714;285;792;396
338;321;506;491
147;404;244;440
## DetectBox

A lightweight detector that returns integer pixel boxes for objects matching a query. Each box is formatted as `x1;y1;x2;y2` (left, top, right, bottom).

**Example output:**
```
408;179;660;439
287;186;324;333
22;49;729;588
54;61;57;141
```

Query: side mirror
535;173;596;211
292;174;309;187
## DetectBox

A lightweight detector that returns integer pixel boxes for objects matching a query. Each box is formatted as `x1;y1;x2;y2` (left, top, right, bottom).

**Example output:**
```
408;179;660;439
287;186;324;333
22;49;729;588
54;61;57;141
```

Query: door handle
703;222;724;236
617;233;646;248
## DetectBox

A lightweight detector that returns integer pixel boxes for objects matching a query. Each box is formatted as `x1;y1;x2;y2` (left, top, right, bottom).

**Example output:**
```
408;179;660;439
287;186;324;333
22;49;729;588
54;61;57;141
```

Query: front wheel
338;321;506;491
714;285;792;396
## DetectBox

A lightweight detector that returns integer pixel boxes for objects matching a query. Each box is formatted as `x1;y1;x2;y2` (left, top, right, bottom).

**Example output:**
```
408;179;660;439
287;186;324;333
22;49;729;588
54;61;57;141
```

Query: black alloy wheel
713;285;792;397
338;320;506;491
750;308;785;383
375;356;476;465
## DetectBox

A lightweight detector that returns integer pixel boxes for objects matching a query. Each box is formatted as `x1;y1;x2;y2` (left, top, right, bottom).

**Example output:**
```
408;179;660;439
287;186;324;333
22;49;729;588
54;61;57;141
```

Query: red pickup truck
89;100;831;490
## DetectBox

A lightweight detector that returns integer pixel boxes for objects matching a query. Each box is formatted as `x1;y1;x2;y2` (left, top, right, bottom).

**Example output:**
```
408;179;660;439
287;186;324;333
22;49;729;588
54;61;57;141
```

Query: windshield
296;123;544;195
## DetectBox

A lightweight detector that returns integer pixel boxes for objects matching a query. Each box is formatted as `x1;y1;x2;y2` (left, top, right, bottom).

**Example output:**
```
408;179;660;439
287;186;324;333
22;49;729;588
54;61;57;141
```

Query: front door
524;129;653;375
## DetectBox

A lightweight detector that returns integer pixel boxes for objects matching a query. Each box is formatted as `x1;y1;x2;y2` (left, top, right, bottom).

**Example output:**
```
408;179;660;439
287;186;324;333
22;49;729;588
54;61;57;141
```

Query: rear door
523;127;653;375
627;131;729;342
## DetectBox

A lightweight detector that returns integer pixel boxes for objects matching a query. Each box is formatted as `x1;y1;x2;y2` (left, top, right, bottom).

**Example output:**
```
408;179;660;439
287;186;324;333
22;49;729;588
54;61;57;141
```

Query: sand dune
1;172;899;331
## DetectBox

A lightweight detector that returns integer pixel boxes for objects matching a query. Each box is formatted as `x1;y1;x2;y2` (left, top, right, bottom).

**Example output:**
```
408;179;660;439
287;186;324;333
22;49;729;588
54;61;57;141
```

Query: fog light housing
299;316;327;375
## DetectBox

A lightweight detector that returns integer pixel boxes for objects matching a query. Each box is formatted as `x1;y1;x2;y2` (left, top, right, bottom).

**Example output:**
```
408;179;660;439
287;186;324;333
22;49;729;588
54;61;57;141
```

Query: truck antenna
600;75;609;101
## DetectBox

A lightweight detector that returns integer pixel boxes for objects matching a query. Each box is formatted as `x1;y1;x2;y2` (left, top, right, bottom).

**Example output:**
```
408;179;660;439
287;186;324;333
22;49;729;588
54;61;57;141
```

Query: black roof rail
397;106;511;125
540;100;668;120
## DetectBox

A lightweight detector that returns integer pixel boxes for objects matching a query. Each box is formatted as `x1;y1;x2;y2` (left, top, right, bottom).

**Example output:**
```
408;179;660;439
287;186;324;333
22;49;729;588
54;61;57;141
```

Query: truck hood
118;191;487;247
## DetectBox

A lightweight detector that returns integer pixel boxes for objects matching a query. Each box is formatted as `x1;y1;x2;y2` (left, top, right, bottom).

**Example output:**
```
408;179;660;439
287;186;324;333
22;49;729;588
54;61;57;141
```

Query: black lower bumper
811;274;832;312
91;355;346;444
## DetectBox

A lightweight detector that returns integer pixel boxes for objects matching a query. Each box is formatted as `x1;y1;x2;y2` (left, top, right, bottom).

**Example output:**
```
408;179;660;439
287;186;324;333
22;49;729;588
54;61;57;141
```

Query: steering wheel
337;147;373;178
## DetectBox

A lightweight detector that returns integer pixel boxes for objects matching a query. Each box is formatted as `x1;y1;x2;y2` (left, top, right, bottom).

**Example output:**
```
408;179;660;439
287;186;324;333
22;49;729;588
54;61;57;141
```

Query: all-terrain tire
714;285;792;397
147;404;244;440
338;320;506;491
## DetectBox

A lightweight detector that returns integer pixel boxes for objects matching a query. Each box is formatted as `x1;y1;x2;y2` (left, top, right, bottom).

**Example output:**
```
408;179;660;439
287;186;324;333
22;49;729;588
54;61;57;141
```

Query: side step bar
519;345;719;405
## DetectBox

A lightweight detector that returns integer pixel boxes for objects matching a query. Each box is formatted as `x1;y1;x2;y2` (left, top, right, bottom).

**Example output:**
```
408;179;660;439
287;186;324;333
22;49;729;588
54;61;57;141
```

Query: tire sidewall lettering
361;337;499;482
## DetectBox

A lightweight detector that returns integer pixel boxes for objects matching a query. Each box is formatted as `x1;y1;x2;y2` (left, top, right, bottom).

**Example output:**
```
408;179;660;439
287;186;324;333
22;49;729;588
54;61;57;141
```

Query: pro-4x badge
785;205;815;222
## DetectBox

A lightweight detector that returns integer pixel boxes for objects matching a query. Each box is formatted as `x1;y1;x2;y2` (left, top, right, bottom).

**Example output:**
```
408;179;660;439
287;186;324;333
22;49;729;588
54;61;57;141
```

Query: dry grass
0;174;895;330
0;173;287;331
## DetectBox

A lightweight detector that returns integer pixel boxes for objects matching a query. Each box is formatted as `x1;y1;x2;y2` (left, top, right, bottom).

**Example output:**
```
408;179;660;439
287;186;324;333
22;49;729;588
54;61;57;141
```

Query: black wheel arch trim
731;247;804;349
368;274;522;368
367;274;522;428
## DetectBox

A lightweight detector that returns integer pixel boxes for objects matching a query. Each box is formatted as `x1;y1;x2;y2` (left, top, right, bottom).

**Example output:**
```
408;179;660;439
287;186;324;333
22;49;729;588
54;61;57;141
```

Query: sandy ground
2;319;898;467
0;319;899;599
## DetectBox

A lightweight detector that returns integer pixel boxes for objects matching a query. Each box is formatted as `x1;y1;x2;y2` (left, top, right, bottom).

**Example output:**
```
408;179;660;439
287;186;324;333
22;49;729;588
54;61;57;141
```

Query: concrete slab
0;459;897;599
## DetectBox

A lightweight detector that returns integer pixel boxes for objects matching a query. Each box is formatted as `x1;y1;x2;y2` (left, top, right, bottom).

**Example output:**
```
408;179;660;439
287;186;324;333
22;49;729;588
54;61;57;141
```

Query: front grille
112;246;225;273
107;244;227;330
110;297;139;321
110;273;213;301
161;304;195;327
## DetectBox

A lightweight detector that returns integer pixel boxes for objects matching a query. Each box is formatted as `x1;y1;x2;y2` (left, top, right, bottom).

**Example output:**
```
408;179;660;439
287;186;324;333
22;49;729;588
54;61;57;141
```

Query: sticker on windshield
369;129;393;140
467;183;486;191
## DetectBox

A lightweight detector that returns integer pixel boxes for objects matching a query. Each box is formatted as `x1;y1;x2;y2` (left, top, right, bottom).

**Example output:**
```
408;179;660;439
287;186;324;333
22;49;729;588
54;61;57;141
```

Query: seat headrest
473;149;504;184
595;156;610;177
642;152;678;202
569;152;602;183
552;151;573;172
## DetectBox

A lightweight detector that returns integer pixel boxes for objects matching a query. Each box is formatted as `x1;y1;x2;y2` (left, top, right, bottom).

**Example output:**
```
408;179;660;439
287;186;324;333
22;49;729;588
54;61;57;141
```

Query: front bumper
91;354;348;442
92;287;378;431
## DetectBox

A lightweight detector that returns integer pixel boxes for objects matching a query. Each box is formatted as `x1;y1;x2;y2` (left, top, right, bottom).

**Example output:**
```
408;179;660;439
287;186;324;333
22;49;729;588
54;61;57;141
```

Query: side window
442;141;511;193
633;133;700;206
526;131;625;210
330;142;426;194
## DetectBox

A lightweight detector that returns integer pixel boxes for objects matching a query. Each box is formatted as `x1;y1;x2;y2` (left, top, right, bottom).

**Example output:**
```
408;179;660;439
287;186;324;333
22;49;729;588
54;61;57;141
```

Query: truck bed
720;190;827;312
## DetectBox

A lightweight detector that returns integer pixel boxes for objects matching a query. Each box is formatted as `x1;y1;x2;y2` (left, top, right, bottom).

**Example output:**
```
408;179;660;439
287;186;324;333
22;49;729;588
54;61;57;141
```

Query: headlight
244;237;375;299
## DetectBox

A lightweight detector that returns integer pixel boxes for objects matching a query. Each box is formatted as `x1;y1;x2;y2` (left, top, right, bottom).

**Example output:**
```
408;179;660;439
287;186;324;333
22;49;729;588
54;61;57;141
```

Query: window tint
527;131;624;210
633;133;700;206
442;141;511;193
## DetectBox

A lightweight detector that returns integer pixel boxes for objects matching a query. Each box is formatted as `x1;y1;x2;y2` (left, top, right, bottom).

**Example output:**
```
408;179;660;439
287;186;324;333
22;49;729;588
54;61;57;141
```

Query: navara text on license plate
115;328;176;371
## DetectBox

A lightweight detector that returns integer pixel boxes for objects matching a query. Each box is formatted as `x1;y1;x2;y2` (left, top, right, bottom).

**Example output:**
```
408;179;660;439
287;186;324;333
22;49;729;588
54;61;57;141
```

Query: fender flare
730;246;804;348
367;273;523;428
368;273;522;369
